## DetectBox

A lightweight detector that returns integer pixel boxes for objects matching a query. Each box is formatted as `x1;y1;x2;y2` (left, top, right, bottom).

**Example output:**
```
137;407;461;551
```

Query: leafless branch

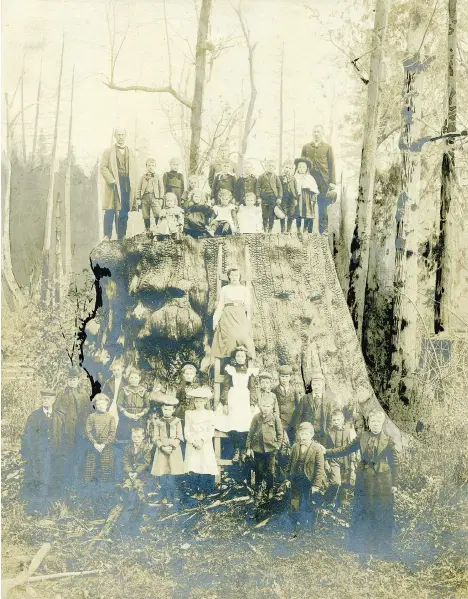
103;81;193;109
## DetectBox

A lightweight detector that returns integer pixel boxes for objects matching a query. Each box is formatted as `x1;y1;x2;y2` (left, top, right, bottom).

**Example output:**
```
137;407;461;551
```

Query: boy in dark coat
323;408;356;508
324;408;399;556
292;368;334;445
246;397;283;510
272;365;300;479
256;158;283;232
211;160;237;204
55;366;92;485
208;144;237;188
280;160;299;233
286;422;325;531
235;160;257;205
163;157;185;206
21;390;65;514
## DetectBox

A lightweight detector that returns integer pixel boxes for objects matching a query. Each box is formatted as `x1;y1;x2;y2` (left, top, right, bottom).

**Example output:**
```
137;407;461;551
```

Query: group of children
21;358;357;532
134;152;325;240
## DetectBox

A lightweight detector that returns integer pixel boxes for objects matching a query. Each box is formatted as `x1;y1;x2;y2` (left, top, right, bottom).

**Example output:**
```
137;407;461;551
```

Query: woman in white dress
184;387;219;500
214;346;259;462
211;267;255;361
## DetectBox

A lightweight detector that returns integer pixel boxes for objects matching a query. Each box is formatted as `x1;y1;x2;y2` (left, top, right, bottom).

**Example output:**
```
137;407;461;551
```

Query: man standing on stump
100;128;138;240
301;125;337;234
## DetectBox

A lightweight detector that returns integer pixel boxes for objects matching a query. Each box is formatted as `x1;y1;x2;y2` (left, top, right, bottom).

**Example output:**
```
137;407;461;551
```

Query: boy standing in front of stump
256;158;283;233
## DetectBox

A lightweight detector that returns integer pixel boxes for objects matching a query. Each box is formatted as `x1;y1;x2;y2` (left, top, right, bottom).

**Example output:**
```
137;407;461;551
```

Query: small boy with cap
280;160;299;233
83;393;116;491
150;390;184;506
323;408;356;508
136;157;164;238
286;422;325;531
246;396;283;510
21;389;65;514
272;365;300;480
254;371;279;416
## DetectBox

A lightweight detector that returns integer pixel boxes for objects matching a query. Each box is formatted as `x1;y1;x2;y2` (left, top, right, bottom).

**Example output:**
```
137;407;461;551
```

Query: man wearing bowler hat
301;125;337;234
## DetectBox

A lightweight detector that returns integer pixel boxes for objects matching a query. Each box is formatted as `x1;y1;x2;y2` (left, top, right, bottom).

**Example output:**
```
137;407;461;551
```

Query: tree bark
55;192;63;305
434;0;457;334
279;43;284;171
64;64;75;282
389;7;427;405
41;37;64;304
30;41;43;167
189;0;213;174
2;93;28;308
346;0;391;340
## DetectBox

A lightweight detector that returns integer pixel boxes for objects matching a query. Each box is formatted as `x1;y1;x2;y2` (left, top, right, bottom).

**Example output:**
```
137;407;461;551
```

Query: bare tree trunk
2;93;27;308
189;0;213;174
234;5;258;175
41;37;64;304
55;193;63;304
346;0;391;340
30;40;43;167
389;7;427;405
279;43;284;171
64;64;75;283
434;0;457;334
20;57;27;164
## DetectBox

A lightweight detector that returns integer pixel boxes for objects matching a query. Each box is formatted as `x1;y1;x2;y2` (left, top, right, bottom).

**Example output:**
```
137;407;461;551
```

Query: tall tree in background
30;40;43;167
20;56;27;164
346;0;391;340
388;4;427;405
55;193;63;305
41;38;64;304
234;4;258;174
279;43;284;171
434;0;457;334
64;65;75;282
104;0;213;174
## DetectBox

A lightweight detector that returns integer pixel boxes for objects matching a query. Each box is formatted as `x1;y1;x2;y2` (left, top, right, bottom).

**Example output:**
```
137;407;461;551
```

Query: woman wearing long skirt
211;267;255;361
324;408;399;557
294;157;319;234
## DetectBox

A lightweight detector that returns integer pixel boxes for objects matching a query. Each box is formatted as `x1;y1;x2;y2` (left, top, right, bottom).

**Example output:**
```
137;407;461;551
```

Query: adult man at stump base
301;125;337;234
100;128;138;240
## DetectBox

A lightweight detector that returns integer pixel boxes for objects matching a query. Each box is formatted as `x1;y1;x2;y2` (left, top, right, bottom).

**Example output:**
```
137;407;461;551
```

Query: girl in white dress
237;192;263;234
184;387;219;500
211;267;255;361
214;346;259;462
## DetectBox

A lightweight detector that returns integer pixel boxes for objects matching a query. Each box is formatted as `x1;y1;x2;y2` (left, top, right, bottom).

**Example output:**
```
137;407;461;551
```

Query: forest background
2;0;468;597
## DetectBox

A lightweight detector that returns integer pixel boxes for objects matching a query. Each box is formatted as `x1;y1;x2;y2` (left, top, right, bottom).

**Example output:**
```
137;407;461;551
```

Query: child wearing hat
116;368;150;442
280;160;299;233
83;393;116;490
272;365;301;479
150;391;184;505
184;387;219;500
254;371;279;415
286;422;325;531
323;408;356;508
21;389;65;514
246;396;283;509
294;157;319;234
214;346;259;462
136;157;164;238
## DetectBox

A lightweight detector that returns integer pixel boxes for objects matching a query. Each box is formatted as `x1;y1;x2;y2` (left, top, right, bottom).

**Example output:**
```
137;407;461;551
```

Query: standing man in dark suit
100;128;138;240
301;125;337;234
292;367;334;445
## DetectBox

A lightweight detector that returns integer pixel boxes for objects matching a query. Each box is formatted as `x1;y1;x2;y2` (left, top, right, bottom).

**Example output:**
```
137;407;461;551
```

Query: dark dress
325;431;399;555
163;171;185;205
83;412;117;483
21;408;65;509
184;205;215;238
116;385;150;442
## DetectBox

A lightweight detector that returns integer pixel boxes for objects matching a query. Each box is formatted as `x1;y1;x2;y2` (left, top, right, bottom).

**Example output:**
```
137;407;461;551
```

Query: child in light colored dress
156;192;184;240
210;189;238;236
184;387;218;500
237;192;263;234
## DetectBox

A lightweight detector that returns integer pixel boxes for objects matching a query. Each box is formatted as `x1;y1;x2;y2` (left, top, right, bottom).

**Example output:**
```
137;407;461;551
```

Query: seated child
256;158;283;232
215;345;259;463
235;160;257;205
237;192;263;234
83;393;116;489
323;408;356;508
280;160;299;233
294;157;319;234
209;189;238;236
163;157;185;205
246;397;283;510
212;159;237;204
286;422;325;531
156;192;185;240
184;387;219;500
137;158;164;238
183;190;216;238
150;391;184;506
254;371;279;416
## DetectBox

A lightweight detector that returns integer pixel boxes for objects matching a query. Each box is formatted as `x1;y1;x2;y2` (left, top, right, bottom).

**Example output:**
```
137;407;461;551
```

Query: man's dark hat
294;157;312;171
277;365;293;375
41;389;57;397
68;366;81;377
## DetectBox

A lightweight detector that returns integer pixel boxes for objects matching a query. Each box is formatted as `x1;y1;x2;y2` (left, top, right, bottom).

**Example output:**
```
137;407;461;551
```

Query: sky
2;0;367;184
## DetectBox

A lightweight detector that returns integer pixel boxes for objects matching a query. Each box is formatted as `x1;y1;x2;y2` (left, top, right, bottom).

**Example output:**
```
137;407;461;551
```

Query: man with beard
292;368;334;446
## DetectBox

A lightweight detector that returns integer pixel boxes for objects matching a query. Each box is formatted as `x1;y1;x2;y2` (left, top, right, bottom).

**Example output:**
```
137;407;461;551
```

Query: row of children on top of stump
21;362;398;555
101;126;337;240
